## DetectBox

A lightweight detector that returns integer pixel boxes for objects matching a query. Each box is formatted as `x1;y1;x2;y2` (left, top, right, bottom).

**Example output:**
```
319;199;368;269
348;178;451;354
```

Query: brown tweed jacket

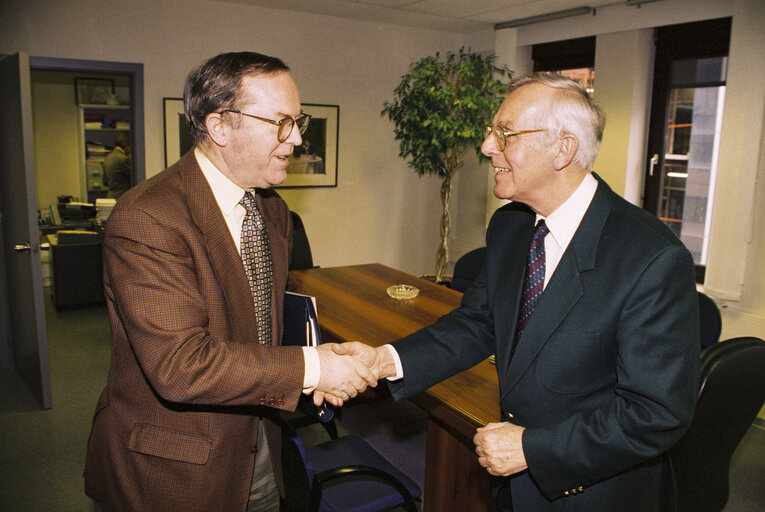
84;150;305;511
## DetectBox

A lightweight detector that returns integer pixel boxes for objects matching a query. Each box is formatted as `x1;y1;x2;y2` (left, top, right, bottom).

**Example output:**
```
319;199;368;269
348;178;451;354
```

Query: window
533;36;596;96
643;18;731;283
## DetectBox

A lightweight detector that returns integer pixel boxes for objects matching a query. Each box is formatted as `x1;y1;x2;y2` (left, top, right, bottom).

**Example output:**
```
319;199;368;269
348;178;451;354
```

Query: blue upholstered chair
281;423;422;512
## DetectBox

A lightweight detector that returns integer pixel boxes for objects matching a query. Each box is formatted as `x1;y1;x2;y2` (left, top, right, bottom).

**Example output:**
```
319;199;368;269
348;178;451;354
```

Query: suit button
276;399;284;407
250;445;257;454
506;412;514;420
564;491;570;496
257;398;266;405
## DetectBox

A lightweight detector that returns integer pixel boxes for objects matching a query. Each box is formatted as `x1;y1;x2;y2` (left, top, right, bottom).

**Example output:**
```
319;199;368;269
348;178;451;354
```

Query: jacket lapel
500;176;614;396
493;210;535;374
180;150;259;344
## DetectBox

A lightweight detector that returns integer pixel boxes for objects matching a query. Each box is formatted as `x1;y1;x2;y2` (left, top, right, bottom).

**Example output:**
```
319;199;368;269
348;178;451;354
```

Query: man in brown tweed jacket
84;52;376;512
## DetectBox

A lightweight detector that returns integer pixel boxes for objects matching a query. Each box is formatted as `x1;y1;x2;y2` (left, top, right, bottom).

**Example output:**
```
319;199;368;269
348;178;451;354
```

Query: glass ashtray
386;284;420;300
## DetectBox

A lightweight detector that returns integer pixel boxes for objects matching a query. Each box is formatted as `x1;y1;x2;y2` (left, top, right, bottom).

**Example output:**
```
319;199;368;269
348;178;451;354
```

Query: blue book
283;291;334;422
283;291;321;347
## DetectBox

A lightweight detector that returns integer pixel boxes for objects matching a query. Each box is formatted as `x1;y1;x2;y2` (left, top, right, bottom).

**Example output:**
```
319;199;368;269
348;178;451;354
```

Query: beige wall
30;71;82;213
1;0;493;276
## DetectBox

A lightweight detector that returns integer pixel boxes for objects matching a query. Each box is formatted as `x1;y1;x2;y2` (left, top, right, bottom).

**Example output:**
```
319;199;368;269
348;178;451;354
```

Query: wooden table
291;263;500;511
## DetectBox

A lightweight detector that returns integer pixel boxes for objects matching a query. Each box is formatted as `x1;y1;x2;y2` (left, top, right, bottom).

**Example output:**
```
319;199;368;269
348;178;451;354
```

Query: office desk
46;234;104;309
291;263;499;511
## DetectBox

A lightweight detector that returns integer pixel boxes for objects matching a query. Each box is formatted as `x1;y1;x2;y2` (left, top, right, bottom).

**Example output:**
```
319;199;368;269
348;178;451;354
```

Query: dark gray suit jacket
389;176;699;511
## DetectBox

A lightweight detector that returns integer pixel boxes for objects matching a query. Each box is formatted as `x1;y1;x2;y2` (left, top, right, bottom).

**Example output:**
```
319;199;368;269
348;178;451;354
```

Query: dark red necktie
516;220;549;339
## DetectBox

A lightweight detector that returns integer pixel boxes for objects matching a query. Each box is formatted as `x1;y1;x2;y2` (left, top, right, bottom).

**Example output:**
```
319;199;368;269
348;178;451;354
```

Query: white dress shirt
195;148;320;392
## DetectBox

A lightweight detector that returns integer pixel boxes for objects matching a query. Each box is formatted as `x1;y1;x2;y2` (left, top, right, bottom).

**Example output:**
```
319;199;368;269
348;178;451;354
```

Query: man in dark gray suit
333;73;700;511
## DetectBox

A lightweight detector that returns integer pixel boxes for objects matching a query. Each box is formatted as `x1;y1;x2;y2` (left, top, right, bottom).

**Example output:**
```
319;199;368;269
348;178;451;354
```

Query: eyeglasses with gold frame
485;125;546;151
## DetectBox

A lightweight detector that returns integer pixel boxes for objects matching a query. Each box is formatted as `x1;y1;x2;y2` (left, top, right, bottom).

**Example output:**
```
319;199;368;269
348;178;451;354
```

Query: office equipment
46;233;104;309
57;201;96;221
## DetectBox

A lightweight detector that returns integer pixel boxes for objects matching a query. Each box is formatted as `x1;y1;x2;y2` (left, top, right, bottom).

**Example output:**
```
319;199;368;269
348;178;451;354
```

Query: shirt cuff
302;346;320;393
385;344;404;381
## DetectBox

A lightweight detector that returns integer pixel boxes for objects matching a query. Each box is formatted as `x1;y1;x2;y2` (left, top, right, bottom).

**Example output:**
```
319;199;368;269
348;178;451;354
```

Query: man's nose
481;135;497;157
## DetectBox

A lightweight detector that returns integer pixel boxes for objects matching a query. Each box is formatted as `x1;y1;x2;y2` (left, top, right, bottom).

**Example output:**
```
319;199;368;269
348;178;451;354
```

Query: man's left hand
474;422;528;476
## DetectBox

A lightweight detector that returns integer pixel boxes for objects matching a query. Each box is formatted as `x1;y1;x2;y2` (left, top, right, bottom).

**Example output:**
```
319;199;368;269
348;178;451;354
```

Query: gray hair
509;73;606;170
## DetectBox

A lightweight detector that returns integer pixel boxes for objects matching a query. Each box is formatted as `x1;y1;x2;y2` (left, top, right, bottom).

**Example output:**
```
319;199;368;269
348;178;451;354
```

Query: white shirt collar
537;173;598;252
195;146;246;218
195;147;249;252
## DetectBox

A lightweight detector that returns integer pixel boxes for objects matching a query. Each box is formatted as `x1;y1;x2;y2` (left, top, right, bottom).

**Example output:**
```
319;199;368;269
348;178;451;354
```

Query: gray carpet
1;290;763;511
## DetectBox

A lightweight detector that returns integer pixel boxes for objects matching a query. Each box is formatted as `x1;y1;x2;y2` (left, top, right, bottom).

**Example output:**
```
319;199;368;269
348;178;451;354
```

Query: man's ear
205;112;228;147
553;133;578;171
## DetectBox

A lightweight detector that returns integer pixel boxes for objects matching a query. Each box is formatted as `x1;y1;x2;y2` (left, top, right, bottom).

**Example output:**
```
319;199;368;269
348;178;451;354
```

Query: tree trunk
435;171;452;283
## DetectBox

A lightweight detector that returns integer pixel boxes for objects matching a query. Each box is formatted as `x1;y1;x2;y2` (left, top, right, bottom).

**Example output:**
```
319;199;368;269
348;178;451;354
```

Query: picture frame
75;77;115;105
163;98;194;167
278;103;339;188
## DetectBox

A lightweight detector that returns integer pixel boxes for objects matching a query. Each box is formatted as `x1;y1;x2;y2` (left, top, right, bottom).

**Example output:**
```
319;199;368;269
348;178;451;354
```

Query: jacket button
250;445;257;454
507;412;514;420
257;398;266;405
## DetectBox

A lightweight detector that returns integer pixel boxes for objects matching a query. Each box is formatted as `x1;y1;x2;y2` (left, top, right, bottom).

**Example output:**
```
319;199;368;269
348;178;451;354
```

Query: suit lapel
493;210;535;374
501;176;615;396
180;150;259;344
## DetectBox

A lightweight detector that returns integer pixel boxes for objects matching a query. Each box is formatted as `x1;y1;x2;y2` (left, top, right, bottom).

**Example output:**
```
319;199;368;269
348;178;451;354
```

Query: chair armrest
309;464;418;512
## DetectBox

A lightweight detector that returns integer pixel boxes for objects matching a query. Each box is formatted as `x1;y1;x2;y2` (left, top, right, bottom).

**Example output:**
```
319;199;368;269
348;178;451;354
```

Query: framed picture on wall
277;103;339;188
75;77;115;105
163;98;194;167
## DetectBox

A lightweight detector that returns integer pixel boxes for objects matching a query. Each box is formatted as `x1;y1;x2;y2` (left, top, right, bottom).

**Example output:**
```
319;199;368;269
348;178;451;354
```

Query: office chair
668;336;765;512
290;211;315;271
697;291;722;350
450;246;486;292
281;420;422;512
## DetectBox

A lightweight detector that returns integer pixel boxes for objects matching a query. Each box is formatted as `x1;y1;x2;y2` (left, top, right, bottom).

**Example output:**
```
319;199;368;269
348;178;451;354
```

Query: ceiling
219;0;639;32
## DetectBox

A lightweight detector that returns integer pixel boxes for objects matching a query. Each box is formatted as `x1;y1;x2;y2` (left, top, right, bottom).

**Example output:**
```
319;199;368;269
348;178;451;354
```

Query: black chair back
290;211;315;270
451;246;486;292
669;336;765;512
697;291;722;350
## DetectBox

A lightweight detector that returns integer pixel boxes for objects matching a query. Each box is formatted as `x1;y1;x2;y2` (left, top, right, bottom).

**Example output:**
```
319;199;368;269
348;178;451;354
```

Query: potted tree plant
381;48;510;283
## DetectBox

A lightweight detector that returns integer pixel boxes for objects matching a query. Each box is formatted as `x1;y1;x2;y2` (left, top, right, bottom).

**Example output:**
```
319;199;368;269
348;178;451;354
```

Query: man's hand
332;341;397;380
474;422;528;476
314;343;378;407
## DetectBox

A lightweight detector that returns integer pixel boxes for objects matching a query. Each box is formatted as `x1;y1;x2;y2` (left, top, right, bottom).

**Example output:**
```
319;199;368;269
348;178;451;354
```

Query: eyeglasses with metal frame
485;125;546;151
221;109;312;143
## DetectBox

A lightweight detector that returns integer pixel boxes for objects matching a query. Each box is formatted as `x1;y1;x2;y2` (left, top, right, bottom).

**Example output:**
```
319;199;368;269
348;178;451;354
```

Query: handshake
312;342;397;407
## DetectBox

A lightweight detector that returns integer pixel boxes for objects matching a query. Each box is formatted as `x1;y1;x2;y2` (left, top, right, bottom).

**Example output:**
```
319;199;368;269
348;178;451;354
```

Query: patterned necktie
240;192;273;345
516;220;549;339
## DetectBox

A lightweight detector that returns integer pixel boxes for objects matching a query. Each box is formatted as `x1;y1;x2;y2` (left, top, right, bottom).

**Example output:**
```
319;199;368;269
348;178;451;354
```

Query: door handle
649;154;659;176
13;242;50;253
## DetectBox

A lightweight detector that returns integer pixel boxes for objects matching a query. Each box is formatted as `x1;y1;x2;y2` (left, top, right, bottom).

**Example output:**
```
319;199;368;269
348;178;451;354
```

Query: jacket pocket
128;423;211;465
536;331;609;395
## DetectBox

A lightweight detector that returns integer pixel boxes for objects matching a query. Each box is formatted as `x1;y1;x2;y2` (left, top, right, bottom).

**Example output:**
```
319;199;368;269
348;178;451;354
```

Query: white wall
0;0;493;275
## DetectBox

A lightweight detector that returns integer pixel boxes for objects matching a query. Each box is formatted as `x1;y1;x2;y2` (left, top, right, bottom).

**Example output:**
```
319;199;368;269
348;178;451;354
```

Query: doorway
0;54;143;408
